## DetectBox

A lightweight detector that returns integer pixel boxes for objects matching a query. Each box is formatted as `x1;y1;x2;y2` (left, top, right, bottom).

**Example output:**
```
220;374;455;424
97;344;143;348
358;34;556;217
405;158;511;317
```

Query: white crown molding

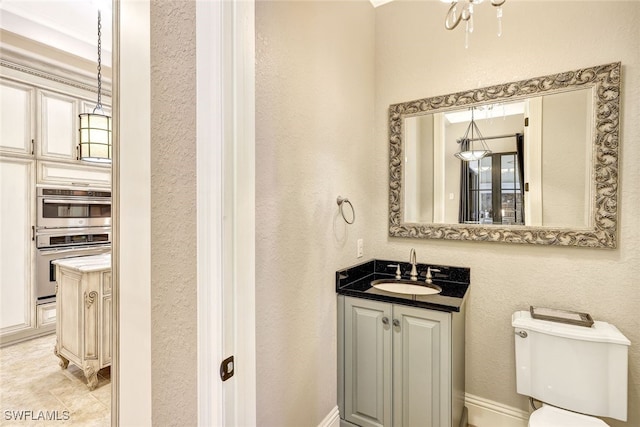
1;30;111;96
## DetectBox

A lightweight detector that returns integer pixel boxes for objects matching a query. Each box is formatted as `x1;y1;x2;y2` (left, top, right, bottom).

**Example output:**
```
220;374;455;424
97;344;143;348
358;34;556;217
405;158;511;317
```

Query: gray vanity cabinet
338;295;466;427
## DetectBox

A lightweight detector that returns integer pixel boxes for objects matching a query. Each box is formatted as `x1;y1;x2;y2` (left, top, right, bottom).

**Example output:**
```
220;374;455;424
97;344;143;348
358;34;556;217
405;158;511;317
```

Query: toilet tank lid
512;311;630;346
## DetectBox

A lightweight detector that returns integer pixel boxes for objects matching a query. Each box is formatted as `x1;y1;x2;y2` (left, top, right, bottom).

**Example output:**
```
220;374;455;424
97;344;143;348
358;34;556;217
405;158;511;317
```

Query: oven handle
37;245;111;256
42;198;111;205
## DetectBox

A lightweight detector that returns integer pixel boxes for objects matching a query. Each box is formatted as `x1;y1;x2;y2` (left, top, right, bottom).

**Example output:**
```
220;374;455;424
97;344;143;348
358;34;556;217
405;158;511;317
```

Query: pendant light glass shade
454;107;492;161
454;149;491;161
79;111;112;163
79;10;112;163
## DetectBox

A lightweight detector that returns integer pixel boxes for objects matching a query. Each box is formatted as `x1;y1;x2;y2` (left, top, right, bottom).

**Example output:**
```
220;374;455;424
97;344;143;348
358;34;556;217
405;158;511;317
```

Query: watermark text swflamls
3;409;71;422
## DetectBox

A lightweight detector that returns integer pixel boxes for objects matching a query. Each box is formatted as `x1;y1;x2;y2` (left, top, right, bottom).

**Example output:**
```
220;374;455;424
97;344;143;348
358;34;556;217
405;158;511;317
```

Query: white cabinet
37;89;79;161
339;296;466;427
1;74;111;171
0;48;112;347
54;258;111;389
0;79;35;157
0;157;35;336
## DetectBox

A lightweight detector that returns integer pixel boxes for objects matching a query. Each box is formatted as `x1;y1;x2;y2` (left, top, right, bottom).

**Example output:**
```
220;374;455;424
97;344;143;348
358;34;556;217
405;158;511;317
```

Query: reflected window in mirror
461;151;524;226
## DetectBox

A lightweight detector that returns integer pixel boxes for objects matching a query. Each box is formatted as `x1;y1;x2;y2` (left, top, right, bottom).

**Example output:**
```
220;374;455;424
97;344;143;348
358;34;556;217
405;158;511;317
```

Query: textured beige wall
255;1;375;425
374;2;640;426
150;1;197;424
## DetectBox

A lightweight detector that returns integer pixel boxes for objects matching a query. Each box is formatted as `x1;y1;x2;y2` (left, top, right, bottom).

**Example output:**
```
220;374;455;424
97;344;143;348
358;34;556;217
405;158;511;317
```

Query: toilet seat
529;405;609;427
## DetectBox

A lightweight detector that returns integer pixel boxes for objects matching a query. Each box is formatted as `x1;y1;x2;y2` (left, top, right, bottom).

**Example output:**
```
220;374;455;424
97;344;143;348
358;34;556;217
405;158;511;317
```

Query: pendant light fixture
79;10;111;163
454;107;492;161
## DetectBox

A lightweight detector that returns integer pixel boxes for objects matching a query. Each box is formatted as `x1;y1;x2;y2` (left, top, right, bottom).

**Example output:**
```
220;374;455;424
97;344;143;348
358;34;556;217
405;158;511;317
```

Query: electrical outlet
357;238;364;258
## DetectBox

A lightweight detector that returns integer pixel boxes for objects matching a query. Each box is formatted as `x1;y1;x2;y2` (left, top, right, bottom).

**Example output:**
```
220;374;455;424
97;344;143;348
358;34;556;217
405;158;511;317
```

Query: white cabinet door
392;305;451;427
0;79;35;156
344;297;392;427
37;89;79;161
0;157;35;334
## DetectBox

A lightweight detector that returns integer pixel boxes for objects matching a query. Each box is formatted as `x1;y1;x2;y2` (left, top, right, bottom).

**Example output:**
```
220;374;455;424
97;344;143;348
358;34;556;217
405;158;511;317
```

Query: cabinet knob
393;319;400;328
382;316;389;325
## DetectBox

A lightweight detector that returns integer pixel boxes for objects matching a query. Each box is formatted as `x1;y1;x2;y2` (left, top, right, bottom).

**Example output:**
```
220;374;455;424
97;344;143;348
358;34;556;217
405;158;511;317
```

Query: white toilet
512;310;631;426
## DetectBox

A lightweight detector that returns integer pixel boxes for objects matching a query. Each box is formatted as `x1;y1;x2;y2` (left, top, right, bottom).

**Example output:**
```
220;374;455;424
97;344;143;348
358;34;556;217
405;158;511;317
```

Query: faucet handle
387;264;402;279
425;267;441;284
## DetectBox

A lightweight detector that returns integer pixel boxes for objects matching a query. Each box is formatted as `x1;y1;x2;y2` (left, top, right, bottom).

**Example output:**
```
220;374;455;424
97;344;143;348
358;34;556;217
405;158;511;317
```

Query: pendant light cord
95;10;103;113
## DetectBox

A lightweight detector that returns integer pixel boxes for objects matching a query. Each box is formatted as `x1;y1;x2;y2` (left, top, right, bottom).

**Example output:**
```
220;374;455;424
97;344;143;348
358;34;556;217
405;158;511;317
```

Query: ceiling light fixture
443;0;506;48
454;107;492;161
79;10;111;163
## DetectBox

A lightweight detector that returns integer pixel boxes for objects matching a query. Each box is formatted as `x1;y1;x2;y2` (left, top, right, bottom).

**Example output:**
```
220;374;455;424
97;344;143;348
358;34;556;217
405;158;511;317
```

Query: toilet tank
512;311;630;421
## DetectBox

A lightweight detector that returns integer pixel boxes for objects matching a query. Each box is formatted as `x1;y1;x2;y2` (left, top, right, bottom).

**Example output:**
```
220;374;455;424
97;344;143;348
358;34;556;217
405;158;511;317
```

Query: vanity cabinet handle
393;319;400;328
382;317;389;325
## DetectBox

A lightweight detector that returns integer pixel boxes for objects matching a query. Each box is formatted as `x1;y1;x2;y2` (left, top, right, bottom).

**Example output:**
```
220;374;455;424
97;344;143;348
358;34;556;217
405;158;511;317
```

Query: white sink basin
371;279;441;296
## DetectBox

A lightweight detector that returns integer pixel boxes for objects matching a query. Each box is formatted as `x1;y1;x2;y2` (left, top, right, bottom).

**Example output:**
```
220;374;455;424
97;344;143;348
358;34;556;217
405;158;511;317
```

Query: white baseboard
327;395;527;427
318;405;340;427
465;393;530;427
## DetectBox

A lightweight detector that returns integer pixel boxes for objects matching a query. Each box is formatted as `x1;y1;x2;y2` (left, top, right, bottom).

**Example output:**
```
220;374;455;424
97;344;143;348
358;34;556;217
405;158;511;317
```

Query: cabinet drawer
37;160;111;187
37;303;57;328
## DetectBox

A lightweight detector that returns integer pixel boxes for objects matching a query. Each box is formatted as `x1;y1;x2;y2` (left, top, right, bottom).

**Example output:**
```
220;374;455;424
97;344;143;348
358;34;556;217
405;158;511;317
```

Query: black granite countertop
336;259;470;312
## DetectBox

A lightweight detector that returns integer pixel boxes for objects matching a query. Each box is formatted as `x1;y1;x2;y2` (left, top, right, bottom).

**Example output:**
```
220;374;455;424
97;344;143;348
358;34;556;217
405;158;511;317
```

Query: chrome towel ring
337;196;355;224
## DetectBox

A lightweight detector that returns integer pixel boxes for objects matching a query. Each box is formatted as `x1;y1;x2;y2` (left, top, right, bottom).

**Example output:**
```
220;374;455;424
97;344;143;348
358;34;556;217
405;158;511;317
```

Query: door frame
195;1;256;425
113;0;256;425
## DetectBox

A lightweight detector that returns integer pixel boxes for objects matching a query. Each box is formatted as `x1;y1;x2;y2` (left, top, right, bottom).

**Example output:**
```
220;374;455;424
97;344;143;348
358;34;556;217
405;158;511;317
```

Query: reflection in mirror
389;63;620;247
404;89;592;228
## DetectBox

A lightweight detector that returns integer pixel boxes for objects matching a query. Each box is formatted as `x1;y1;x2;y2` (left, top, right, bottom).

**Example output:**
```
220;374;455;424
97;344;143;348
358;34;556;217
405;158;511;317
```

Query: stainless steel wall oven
35;187;112;306
37;187;111;229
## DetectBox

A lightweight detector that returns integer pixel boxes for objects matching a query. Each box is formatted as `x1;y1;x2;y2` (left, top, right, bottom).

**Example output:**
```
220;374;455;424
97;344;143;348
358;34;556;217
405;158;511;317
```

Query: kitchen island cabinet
53;253;111;390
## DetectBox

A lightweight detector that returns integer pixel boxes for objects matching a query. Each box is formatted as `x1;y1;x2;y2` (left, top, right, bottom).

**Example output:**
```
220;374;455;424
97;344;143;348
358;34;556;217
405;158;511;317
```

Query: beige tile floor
0;333;110;426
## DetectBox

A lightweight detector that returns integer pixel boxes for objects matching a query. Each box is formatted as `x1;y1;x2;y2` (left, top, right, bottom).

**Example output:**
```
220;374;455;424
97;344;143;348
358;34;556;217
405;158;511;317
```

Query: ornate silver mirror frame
388;62;620;248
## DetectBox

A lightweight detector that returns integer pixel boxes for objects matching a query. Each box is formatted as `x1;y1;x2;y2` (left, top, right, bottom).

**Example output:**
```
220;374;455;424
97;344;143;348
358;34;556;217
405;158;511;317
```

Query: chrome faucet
409;248;418;281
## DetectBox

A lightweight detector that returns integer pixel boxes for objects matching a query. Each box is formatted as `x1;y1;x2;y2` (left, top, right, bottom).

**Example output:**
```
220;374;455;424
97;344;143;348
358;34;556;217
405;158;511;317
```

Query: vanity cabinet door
392;305;451;427
344;297;392;427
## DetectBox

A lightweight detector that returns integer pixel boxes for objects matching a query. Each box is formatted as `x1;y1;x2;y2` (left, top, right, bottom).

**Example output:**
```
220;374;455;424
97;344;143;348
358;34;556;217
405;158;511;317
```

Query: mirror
388;63;620;248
